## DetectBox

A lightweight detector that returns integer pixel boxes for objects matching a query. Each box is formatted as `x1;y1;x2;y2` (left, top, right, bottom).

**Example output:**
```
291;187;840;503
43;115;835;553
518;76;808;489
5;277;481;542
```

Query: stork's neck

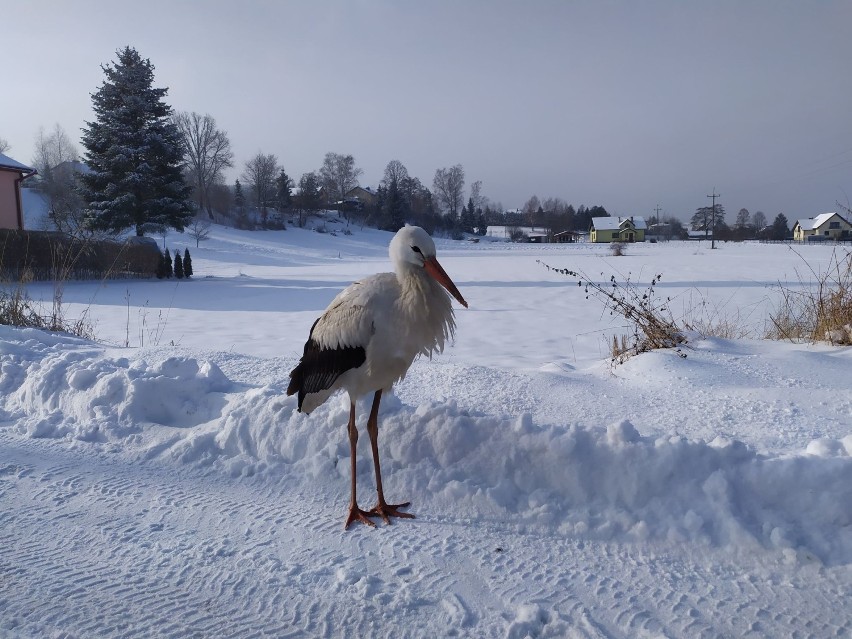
395;263;442;305
394;264;455;355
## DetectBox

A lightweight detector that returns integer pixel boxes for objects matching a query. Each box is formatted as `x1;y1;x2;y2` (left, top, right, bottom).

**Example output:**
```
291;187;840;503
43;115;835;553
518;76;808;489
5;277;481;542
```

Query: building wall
0;171;22;230
345;187;377;207
591;226;645;242
819;215;852;239
793;225;813;241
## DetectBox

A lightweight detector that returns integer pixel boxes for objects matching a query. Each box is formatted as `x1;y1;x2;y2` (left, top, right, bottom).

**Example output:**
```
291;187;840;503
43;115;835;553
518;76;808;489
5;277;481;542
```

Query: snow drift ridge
1;325;850;564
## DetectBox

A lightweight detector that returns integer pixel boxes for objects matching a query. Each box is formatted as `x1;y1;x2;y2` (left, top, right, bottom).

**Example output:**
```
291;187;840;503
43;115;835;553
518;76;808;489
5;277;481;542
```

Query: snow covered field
1;222;850;638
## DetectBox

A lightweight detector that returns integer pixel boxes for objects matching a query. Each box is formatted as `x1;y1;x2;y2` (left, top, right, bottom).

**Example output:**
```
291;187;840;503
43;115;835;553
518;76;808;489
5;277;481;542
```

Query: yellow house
590;216;646;242
0;153;38;230
792;212;852;241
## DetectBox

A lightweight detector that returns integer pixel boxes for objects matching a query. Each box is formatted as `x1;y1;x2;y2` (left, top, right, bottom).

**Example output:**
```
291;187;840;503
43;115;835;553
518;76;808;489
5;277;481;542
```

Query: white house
792;212;852;241
485;225;551;241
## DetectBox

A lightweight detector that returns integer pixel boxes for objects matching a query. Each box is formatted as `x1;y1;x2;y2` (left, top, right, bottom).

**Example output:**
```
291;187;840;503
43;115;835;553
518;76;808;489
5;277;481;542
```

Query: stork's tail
286;362;307;412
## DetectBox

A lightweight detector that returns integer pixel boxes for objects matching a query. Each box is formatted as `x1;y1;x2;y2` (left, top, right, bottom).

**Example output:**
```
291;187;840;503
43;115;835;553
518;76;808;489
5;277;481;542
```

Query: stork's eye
411;246;423;255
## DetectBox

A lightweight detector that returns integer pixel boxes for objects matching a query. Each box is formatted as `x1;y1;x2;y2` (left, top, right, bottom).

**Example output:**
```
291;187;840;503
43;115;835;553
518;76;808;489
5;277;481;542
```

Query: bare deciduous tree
735;208;751;229
522;195;541;224
173;112;234;219
319;152;363;218
469;180;484;212
296;171;322;228
0;136;10;154
32;124;78;172
241;152;279;225
32;124;86;234
432;164;465;218
187;216;212;247
382;159;409;187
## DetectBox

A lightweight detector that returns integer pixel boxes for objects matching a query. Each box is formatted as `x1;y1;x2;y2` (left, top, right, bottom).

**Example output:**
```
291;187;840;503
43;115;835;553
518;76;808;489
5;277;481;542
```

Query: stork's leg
344;401;376;530
366;390;415;523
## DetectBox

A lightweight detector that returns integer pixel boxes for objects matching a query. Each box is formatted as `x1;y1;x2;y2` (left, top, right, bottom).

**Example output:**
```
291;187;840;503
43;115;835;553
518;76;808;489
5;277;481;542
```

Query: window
829;221;840;229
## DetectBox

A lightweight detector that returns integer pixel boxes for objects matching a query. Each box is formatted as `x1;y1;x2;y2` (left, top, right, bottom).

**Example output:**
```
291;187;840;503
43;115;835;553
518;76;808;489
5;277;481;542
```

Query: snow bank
1;325;849;564
196;388;851;564
0;326;231;441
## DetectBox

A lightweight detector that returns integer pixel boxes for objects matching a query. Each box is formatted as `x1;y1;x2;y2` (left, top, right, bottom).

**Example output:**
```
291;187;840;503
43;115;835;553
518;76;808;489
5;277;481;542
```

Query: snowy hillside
1;224;850;638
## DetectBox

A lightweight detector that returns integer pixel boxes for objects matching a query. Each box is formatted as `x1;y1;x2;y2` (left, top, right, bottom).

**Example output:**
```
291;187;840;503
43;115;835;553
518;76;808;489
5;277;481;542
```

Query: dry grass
680;290;756;340
0;232;100;340
767;248;852;344
0;284;93;339
544;246;852;365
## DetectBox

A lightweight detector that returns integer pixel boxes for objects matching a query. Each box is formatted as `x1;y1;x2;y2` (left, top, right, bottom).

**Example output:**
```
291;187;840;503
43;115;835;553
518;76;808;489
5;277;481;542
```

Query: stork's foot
344;505;377;530
368;500;415;524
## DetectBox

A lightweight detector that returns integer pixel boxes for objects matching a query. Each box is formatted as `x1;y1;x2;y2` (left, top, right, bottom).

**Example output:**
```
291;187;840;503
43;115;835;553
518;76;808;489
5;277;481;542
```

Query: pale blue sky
4;0;852;221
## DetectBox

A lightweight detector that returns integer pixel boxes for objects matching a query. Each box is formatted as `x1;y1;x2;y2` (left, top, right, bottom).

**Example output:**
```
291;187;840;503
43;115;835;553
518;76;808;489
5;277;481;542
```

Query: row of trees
19;45;801;243
156;247;193;279
690;205;791;241
31;44;611;239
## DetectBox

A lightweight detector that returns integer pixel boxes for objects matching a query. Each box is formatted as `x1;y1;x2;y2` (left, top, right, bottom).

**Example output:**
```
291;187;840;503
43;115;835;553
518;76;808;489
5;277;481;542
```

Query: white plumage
287;225;468;528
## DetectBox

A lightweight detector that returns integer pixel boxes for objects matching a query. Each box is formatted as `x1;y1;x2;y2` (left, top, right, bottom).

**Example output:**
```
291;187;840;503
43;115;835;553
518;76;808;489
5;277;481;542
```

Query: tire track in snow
1;432;850;638
0;439;324;638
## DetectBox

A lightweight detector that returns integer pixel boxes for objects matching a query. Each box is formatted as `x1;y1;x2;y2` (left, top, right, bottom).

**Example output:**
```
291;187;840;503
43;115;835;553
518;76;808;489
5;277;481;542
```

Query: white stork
287;225;468;529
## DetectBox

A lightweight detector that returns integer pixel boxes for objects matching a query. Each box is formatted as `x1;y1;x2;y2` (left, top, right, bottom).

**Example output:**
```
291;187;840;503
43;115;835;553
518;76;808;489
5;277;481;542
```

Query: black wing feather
287;318;366;411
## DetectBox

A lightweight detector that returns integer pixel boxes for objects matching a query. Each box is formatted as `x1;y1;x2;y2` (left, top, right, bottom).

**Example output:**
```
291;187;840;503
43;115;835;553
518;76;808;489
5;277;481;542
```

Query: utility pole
653;204;662;223
707;188;720;249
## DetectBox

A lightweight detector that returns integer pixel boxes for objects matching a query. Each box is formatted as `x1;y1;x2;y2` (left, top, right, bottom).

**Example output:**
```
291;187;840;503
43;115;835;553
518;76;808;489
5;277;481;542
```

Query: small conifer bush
183;249;193;278
164;249;173;278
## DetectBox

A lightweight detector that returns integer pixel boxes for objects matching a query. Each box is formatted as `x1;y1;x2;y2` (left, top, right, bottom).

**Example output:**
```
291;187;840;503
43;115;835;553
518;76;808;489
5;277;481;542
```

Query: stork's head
390;226;468;308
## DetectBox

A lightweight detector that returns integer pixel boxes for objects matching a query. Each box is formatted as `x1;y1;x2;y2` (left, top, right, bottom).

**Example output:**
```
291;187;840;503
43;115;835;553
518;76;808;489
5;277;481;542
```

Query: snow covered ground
1;222;850;638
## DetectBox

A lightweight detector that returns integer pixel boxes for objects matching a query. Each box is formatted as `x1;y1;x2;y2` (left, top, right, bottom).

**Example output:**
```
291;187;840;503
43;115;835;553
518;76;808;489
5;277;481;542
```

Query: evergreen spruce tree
277;170;294;210
460;197;476;234
173;253;184;279
164;248;173;278
156;252;166;279
382;178;406;231
80;46;192;236
771;213;790;241
183;248;193;278
234;179;244;208
234;179;249;228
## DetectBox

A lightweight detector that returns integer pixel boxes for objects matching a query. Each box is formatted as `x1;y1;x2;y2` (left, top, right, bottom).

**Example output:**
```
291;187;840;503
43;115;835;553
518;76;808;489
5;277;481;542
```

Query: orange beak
424;257;468;308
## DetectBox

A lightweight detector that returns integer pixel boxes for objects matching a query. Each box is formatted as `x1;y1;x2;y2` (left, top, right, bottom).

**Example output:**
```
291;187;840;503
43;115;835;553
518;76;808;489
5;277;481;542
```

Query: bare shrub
539;261;686;364
610;242;626;257
767;248;852;344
